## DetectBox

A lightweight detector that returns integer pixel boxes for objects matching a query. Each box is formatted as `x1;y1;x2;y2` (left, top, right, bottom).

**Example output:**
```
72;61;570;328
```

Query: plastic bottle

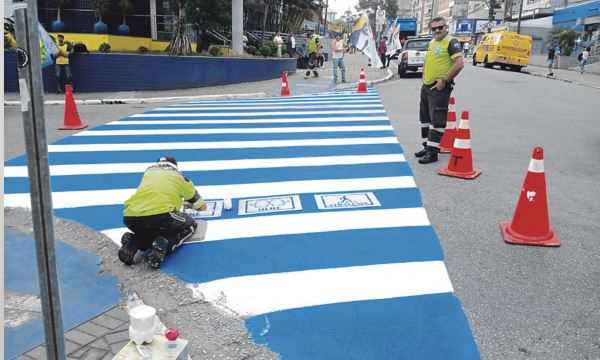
165;328;180;355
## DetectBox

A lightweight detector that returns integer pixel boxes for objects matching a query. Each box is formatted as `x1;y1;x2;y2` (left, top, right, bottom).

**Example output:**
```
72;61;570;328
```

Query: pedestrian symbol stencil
315;192;381;210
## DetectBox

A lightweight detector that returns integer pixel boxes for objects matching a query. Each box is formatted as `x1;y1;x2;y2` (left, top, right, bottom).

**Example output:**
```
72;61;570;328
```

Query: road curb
523;69;600;90
4;92;268;107
335;67;394;91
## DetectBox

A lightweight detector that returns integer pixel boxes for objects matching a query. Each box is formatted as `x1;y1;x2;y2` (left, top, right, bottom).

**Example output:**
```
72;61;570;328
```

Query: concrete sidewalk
4;53;390;105
524;65;600;90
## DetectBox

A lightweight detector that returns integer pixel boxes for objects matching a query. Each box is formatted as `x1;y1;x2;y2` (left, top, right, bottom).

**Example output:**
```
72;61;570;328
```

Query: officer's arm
447;39;465;81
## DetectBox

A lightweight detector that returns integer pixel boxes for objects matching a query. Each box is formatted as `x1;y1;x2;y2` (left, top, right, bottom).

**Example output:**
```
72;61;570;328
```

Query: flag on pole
385;20;402;56
350;14;383;68
37;23;59;68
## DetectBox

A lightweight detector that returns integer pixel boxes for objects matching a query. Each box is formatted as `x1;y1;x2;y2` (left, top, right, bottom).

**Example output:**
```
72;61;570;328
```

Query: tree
168;0;193;55
94;0;111;23
118;0;134;26
355;0;398;36
356;0;398;19
56;0;71;22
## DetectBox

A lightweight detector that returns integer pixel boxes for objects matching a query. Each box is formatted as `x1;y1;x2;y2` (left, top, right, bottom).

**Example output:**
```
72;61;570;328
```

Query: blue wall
553;0;600;31
4;52;297;93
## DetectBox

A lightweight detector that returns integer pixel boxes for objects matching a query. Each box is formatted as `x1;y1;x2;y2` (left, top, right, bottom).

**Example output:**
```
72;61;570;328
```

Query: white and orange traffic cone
357;68;367;93
500;146;560;246
438;111;481;179
59;84;87;130
280;71;291;97
439;97;457;154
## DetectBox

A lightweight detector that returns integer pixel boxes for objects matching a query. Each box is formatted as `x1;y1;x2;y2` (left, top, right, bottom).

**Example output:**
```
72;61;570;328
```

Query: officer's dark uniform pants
123;211;196;253
419;83;453;152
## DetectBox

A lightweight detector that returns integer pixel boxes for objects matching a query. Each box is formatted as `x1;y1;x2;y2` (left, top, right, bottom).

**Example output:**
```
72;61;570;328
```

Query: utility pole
516;0;524;34
324;0;329;35
488;0;496;32
13;0;66;358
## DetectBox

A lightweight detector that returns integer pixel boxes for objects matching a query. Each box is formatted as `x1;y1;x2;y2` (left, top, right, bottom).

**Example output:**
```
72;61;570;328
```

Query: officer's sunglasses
431;25;446;32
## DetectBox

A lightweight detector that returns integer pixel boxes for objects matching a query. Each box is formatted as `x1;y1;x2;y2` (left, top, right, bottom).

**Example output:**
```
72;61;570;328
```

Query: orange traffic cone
438;111;481;179
357;68;367;93
280;71;291;97
439;97;457;154
60;84;87;130
500;146;560;246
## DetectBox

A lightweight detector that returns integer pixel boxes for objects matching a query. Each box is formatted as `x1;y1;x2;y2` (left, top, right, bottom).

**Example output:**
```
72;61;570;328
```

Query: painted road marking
4;176;416;209
74;125;393;136
238;194;302;216
4;154;406;177
4;88;478;359
45;137;400;152
315;192;381;210
187;261;453;317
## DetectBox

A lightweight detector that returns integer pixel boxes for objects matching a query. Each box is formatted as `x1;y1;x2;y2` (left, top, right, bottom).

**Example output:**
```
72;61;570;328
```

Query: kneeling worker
119;156;206;269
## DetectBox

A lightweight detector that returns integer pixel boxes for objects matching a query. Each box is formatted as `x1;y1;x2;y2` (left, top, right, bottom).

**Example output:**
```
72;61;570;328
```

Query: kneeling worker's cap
157;156;178;169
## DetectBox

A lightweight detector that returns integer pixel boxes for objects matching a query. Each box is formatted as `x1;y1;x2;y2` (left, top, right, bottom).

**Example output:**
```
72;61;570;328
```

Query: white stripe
458;120;470;129
185;261;452;317
74;126;394;137
445;122;456;129
129;110;386;118
453;138;471;149
199;207;430;242
154;104;384;111
528;158;544;173
102;207;429;245
109;116;390;125
5;176;416;209
185;95;379;104
47;137;400;152
171;100;381;107
4;154;406;177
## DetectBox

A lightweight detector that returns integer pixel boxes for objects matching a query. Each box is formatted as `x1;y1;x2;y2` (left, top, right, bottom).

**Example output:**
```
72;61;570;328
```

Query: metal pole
516;0;523;34
488;0;495;33
13;1;66;359
232;0;243;55
324;0;329;35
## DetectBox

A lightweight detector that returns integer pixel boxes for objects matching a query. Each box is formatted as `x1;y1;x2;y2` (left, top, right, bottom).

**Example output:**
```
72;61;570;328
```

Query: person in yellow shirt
415;17;464;164
119;156;207;269
54;34;72;93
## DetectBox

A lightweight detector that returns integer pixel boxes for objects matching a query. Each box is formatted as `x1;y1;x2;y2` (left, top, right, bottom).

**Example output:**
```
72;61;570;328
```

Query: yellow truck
472;30;532;72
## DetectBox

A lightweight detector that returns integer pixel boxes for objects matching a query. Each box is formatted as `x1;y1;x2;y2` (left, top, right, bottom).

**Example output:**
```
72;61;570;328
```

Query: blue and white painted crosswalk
4;88;480;359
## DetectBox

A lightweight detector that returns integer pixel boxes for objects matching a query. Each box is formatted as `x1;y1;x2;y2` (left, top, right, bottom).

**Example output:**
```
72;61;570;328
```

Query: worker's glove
191;198;207;211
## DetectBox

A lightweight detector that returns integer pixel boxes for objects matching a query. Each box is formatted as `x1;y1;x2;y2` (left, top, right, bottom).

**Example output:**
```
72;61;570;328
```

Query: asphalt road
378;64;600;359
4;62;599;359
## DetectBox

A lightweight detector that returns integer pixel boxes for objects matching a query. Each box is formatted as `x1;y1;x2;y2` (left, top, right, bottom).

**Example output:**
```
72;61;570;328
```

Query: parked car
398;36;432;78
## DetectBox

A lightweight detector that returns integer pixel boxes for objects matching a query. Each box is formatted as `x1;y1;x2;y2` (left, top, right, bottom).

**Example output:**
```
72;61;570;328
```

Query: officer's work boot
414;142;428;158
118;232;138;265
418;149;439;164
147;236;169;269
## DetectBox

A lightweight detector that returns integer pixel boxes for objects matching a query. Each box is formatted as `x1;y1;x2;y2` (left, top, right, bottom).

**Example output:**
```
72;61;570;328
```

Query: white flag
350;14;383;68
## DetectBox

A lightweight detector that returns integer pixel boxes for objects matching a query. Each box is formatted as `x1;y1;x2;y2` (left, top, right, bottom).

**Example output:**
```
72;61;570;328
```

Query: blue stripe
245;294;480;360
99;120;391;130
54;131;396;144
51;188;422;231
163;226;440;284
5;144;404;166
5;162;412;193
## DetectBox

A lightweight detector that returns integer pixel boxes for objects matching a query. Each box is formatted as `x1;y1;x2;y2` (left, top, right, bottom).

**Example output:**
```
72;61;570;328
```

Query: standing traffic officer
415;17;465;164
